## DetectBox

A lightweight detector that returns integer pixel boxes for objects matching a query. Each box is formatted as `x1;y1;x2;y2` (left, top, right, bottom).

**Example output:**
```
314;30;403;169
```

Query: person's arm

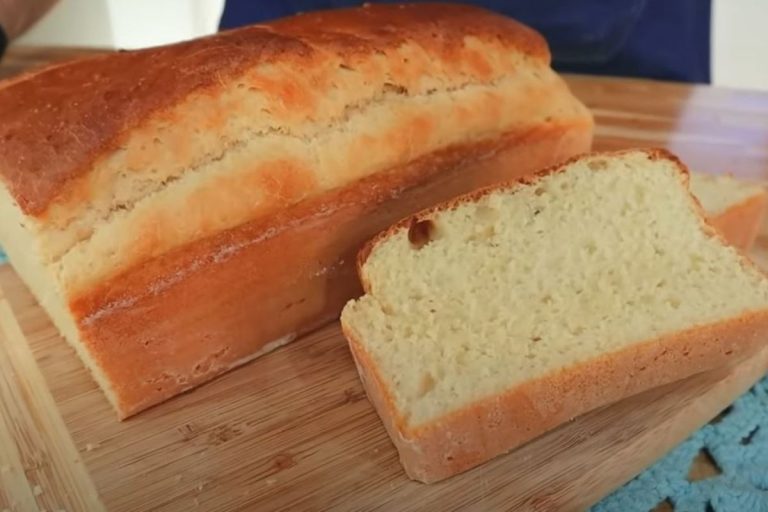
0;0;58;55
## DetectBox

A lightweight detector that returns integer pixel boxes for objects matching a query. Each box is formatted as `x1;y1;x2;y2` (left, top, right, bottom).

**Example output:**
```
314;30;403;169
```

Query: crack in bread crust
47;74;571;263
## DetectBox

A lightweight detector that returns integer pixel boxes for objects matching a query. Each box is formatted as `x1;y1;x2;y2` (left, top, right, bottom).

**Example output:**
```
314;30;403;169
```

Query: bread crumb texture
342;151;768;426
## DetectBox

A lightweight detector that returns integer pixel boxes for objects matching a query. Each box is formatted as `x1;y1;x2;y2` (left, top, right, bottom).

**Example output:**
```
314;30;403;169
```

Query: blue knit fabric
0;247;5;264
593;377;768;511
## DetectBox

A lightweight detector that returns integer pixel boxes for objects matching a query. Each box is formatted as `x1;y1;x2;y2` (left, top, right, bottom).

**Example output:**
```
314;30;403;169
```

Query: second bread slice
341;149;768;483
691;173;767;251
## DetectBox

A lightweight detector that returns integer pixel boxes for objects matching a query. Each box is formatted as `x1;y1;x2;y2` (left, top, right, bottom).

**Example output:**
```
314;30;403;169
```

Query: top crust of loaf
0;3;546;216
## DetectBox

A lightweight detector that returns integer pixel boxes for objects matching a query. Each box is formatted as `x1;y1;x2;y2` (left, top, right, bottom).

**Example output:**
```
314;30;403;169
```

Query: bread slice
691;173;767;251
340;149;768;483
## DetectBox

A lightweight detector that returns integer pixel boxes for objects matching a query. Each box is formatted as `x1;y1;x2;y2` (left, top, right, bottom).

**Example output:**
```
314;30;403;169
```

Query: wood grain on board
1;47;768;512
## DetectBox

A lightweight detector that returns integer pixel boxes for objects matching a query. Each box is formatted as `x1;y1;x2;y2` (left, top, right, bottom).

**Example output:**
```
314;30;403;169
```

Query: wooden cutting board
2;246;768;512
2;62;768;511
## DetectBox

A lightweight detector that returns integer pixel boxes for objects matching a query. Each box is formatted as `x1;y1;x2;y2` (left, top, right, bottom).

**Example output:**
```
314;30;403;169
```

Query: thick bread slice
691;173;767;251
340;149;768;483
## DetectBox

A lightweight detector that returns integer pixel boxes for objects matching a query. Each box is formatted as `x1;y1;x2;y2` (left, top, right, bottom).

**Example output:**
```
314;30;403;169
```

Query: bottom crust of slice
345;310;768;483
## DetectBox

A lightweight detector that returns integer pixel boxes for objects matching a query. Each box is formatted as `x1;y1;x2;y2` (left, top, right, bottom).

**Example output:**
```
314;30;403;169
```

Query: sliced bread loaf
340;149;768;483
691;173;767;251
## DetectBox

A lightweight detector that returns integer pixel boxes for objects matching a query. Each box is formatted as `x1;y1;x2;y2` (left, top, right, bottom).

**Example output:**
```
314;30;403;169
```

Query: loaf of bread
341;149;768;483
691;173;767;251
0;4;593;418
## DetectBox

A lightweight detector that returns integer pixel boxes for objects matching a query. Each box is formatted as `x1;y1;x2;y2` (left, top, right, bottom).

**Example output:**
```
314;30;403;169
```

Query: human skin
0;0;58;40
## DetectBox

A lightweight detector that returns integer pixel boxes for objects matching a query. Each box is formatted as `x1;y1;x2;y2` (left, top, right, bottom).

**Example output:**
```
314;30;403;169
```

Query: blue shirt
219;0;711;83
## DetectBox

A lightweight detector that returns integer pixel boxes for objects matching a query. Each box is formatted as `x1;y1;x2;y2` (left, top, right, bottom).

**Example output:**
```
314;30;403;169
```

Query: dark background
220;0;712;83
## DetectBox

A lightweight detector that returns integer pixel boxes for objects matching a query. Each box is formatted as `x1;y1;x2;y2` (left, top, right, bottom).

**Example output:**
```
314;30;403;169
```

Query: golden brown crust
72;121;590;418
348;311;768;483
0;3;547;215
708;191;768;251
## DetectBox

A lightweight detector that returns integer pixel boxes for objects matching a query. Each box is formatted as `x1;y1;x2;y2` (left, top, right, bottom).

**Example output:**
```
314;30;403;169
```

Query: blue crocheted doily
594;376;768;512
0;248;765;511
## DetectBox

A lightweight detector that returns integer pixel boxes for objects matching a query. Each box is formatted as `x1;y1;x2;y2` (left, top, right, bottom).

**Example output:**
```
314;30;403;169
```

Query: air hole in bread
468;225;496;242
338;63;354;71
689;254;705;270
475;204;499;223
587;159;608;171
534;186;546;196
408;219;437;249
418;373;436;397
468;206;497;241
383;82;408;95
161;175;180;187
635;186;647;202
